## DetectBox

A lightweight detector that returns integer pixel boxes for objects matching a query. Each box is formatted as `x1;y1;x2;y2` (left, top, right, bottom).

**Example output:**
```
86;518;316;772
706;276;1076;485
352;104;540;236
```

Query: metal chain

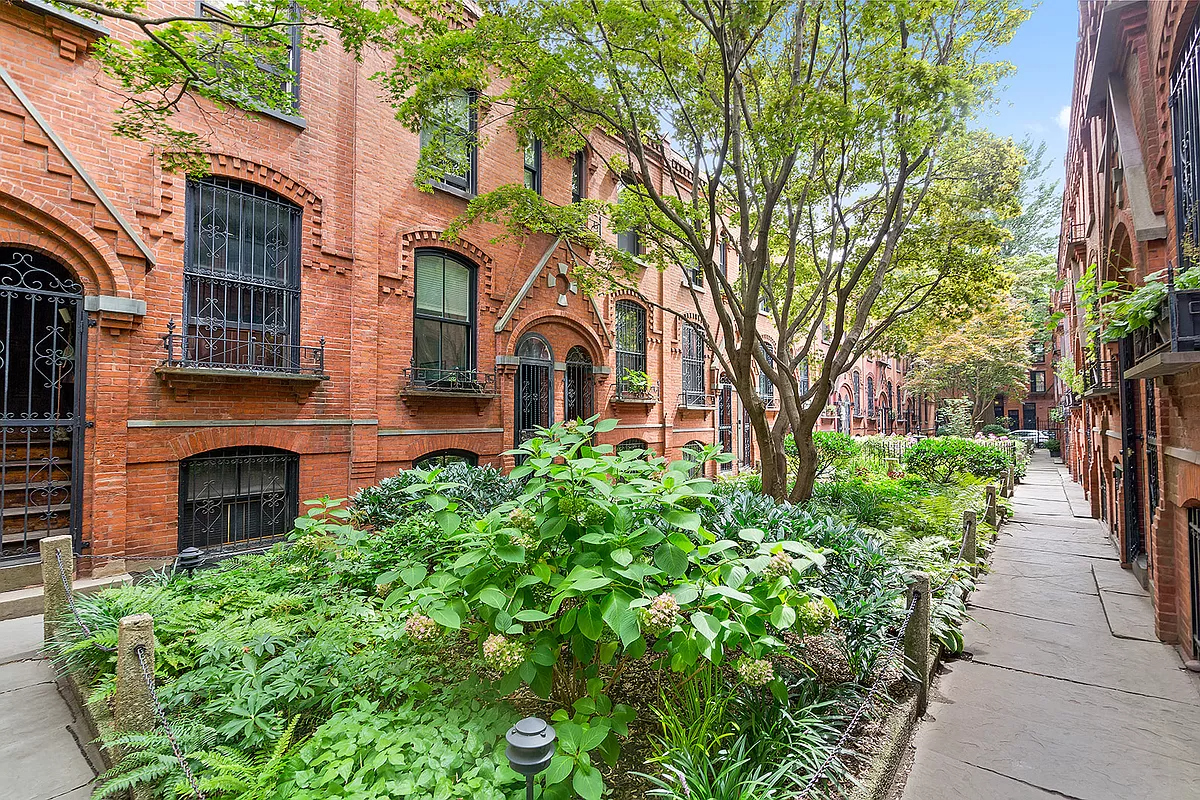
54;549;116;652
134;645;206;800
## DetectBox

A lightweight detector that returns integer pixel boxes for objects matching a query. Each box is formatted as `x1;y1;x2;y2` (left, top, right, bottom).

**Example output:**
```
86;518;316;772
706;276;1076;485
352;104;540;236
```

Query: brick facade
0;2;930;573
1056;0;1200;659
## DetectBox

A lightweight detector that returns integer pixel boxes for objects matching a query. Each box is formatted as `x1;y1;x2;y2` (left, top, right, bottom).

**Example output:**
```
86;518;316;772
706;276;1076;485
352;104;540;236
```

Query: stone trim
128;418;365;428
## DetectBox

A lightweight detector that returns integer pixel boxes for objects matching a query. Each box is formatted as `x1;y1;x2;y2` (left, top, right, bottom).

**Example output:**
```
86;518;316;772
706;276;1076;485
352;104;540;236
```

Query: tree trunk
752;406;788;501
787;425;820;503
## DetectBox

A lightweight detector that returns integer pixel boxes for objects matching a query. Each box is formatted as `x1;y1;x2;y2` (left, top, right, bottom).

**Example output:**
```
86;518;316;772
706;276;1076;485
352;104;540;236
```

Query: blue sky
982;1;1079;188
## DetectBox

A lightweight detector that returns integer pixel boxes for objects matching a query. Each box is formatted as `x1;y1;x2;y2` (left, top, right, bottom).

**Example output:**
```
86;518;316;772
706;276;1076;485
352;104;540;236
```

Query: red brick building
0;1;937;579
1056;0;1200;659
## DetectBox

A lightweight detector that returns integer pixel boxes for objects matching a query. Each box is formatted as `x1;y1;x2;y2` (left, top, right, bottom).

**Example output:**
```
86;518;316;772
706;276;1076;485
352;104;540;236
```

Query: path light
174;547;205;578
506;717;556;800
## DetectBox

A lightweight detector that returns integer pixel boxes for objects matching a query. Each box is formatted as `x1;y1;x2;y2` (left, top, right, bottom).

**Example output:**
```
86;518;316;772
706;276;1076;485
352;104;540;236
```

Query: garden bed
47;425;1017;800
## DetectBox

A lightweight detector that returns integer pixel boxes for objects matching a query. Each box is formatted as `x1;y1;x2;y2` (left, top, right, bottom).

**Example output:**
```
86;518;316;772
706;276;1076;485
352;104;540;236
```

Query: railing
614;380;660;403
401;366;497;395
760;394;779;410
1067;220;1087;244
1129;267;1200;365
161;326;326;378
677;392;716;409
1082;357;1119;394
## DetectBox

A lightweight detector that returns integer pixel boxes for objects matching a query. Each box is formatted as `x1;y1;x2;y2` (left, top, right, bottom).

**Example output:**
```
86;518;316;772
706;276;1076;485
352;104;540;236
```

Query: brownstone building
1056;0;1200;659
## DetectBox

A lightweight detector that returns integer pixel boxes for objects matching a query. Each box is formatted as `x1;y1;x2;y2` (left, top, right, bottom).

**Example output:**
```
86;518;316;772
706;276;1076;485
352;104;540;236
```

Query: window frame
412;249;478;382
524;138;542;194
681;321;706;404
571;150;586;203
198;1;303;119
1030;370;1047;393
420;88;478;197
414;449;479;468
614;299;648;394
866;376;876;416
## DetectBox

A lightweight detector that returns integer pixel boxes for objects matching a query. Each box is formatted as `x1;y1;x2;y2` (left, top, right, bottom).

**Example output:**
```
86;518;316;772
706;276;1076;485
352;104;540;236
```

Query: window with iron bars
178;446;298;554
681;322;706;404
1172;15;1200;270
184;177;302;371
615;300;647;394
867;376;876;416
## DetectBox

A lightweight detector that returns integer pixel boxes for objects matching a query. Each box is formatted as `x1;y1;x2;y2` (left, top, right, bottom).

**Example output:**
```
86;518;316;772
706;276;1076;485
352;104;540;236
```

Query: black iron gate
515;335;552;446
1145;379;1160;528
0;248;87;562
1118;337;1145;563
1189;507;1200;659
564;346;594;422
717;380;733;469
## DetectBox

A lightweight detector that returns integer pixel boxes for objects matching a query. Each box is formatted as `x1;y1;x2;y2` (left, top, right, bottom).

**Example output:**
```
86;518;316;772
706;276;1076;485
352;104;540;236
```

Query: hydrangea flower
405;613;440;643
737;658;774;687
798;599;837;633
762;552;794;581
483;633;527;673
639;592;681;636
508;507;537;533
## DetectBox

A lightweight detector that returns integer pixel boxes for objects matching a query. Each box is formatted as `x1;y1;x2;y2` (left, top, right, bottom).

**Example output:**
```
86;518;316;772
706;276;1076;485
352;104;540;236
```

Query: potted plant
1046;437;1061;460
619;368;653;398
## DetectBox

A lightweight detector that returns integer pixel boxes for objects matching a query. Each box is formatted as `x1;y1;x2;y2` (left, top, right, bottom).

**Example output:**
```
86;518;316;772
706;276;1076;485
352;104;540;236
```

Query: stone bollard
115;614;157;736
985;485;998;529
1002;468;1014;498
40;535;75;643
903;572;932;717
960;510;978;571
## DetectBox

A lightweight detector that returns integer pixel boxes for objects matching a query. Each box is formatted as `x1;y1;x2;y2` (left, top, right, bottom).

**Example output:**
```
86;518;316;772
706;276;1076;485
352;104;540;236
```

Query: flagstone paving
899;452;1200;800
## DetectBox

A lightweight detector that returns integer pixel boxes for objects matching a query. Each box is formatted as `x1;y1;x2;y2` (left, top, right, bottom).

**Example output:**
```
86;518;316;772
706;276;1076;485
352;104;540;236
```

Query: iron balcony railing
614;380;660;403
401;366;497;395
677;392;716;409
161;327;326;378
760;394;779;410
1083;357;1119;394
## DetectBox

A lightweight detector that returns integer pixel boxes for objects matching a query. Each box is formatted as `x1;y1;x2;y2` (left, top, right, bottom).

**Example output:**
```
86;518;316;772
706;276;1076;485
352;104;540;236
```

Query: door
1118;337;1145;566
564;346;594;422
1189;508;1200;660
717;380;733;469
515;334;552;446
1022;402;1037;430
0;249;87;562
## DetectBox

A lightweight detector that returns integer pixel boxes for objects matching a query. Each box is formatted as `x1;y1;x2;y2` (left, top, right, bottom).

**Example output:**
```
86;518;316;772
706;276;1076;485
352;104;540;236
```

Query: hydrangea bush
385;417;833;799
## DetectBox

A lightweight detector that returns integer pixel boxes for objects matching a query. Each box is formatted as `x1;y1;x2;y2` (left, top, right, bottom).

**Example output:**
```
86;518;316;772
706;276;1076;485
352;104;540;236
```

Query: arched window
516;333;554;445
866;376;875;416
179;446;298;553
617;438;650;455
414;250;476;384
185;177;302;371
565;346;595;420
414;449;479;468
852;371;861;415
614;300;647;395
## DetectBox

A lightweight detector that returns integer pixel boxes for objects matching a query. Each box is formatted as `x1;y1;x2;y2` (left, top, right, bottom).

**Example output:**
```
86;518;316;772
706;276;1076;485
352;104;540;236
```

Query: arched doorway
515;333;553;445
564;346;594;422
0;248;86;562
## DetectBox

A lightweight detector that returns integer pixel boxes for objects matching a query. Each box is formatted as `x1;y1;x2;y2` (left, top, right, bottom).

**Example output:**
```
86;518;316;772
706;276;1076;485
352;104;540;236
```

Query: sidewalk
899;451;1200;800
0;615;99;800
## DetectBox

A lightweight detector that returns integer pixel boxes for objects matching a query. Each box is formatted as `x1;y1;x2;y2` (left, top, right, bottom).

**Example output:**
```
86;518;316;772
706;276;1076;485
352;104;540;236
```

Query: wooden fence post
115;614;157;735
960;510;978;571
904;572;932;717
40;535;75;643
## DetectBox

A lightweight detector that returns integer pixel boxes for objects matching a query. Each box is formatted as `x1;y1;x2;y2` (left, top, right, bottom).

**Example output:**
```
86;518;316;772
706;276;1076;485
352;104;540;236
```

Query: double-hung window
681;322;706;405
867;376;876;416
420;89;476;194
200;1;301;117
617;228;640;256
184;177;302;372
414;251;475;383
615;300;647;394
684;257;703;288
758;344;775;405
524;139;542;194
1030;340;1046;363
1030;370;1047;393
572;151;586;202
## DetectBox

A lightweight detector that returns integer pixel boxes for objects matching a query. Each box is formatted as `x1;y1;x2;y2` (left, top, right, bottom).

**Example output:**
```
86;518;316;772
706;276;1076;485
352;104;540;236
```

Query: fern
189;717;303;800
93;722;217;800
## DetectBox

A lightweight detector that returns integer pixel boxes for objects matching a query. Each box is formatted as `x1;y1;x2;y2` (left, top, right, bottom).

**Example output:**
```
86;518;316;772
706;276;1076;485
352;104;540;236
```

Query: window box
1125;287;1200;378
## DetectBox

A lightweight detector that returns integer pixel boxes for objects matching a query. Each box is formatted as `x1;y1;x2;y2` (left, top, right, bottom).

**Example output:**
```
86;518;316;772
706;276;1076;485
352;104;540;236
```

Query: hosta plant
385;417;833;800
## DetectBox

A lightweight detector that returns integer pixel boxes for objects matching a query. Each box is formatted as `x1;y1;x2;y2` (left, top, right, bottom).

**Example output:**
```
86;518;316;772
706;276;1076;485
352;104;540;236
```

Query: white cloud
1056;106;1070;131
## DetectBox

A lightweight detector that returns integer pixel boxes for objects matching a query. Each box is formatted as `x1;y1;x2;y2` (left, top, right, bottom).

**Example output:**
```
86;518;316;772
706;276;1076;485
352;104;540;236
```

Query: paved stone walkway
0;615;99;800
900;451;1200;800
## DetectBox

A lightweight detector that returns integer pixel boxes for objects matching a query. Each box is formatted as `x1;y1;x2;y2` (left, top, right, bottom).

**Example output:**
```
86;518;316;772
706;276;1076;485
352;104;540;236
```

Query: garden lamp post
174;547;205;578
505;717;556;800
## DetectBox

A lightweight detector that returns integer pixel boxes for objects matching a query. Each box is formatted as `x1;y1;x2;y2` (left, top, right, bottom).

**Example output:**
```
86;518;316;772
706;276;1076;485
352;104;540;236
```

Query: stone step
0;573;131;622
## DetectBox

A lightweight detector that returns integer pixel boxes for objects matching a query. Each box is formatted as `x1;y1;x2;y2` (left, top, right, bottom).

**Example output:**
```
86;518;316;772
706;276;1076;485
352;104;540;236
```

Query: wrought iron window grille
402;365;497;395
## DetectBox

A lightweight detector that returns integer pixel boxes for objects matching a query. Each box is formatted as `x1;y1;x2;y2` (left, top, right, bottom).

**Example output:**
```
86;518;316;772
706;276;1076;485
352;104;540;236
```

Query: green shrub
784;431;860;475
351;462;520;528
1046;438;1061;455
903;437;1008;483
980;423;1009;436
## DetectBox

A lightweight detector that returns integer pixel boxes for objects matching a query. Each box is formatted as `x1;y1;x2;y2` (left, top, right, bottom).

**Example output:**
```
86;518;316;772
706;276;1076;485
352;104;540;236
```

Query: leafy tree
60;0;1030;501
904;306;1034;424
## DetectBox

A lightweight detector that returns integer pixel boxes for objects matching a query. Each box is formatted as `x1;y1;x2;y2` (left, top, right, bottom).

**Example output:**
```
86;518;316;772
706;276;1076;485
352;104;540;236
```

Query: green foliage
786;431;860;477
940;399;976;438
351;462;520;529
904;437;1010;484
981;423;1010;436
1046;438;1061;455
1055;357;1083;395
